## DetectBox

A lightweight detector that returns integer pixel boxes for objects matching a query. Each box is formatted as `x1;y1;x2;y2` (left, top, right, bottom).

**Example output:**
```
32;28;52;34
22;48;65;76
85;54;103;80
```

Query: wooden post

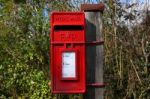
81;4;105;99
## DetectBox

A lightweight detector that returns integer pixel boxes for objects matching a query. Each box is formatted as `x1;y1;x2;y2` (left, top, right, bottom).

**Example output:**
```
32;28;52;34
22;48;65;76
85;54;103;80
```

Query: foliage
0;0;51;98
103;0;150;99
0;0;82;98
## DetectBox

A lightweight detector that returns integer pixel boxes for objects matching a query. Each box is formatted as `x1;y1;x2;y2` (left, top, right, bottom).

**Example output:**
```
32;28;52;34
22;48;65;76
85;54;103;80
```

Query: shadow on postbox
50;12;86;94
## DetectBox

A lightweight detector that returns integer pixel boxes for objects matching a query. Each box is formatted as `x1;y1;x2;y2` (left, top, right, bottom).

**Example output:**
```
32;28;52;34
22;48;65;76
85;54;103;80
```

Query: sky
120;0;148;4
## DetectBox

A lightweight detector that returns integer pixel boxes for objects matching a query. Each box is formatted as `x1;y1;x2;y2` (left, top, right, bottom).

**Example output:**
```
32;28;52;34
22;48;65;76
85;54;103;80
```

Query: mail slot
50;12;86;93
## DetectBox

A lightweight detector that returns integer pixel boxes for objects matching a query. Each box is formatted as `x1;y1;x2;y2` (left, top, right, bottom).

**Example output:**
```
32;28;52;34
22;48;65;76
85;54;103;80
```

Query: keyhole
66;44;71;48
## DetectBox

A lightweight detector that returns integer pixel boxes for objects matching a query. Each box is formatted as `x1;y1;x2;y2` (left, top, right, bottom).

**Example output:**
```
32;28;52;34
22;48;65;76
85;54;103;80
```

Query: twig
130;59;142;85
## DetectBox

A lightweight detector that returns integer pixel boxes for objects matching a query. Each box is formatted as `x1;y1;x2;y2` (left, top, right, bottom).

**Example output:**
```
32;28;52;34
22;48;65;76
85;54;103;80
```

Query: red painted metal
51;41;104;46
85;41;104;46
87;83;106;88
50;12;86;93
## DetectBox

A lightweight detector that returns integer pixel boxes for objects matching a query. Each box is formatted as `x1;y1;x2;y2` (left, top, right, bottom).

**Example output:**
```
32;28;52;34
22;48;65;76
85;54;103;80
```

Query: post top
81;3;105;12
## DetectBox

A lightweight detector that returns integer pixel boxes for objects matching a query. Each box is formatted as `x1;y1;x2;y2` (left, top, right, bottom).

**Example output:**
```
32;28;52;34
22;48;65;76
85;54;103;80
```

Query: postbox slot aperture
54;25;83;31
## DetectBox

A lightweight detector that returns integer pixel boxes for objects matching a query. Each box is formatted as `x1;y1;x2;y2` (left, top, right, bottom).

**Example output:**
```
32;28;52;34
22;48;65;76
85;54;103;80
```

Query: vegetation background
0;0;150;99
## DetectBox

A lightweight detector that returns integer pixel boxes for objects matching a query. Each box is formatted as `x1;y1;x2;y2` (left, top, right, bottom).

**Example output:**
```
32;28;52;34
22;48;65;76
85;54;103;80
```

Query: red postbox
50;12;86;93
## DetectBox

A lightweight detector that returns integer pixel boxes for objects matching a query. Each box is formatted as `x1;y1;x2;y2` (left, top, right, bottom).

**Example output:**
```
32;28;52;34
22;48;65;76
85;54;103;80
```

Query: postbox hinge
86;83;106;88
